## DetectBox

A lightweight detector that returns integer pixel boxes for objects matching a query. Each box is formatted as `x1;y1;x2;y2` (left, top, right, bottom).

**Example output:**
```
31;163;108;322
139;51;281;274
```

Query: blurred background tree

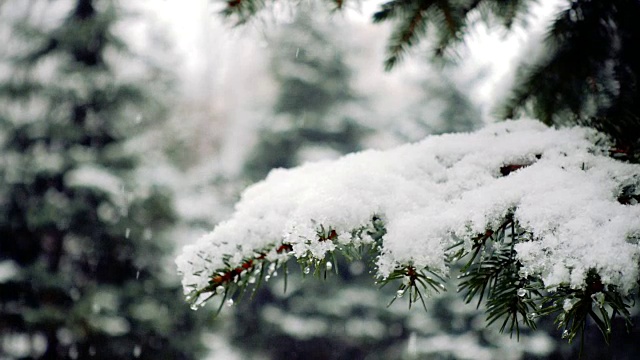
0;0;209;358
241;10;370;184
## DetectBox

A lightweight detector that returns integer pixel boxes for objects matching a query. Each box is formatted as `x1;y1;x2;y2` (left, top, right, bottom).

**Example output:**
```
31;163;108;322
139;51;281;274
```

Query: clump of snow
563;298;579;312
64;166;124;198
0;261;19;282
177;119;640;296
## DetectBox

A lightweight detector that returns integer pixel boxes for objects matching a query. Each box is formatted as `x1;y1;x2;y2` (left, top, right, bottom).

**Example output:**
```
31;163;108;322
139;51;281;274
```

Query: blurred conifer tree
0;1;208;358
241;10;370;183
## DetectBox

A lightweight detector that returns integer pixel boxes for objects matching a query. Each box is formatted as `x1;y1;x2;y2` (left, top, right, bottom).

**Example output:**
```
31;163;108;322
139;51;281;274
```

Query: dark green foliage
535;270;634;348
456;218;539;338
502;0;640;157
369;0;531;67
380;265;445;312
450;217;635;352
367;0;640;155
0;1;207;358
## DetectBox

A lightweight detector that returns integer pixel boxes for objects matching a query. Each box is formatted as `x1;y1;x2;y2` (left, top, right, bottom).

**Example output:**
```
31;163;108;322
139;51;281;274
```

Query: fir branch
221;0;267;25
499;0;624;131
457;216;541;339
182;155;638;347
482;0;529;29
185;216;386;310
378;0;532;67
184;243;293;309
536;270;634;349
185;212;637;349
372;0;413;23
380;265;446;311
431;0;465;57
384;1;433;70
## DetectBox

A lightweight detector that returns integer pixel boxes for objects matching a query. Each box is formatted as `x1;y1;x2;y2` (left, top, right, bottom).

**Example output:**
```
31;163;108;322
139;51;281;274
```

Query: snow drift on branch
177;119;640;296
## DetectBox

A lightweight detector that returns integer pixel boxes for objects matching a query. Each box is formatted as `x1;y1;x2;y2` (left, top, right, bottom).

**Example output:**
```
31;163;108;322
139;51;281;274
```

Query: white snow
177;119;640;297
64;166;124;198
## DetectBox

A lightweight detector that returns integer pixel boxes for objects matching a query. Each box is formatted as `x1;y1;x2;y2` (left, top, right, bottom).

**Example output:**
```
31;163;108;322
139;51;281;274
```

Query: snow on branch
177;119;640;319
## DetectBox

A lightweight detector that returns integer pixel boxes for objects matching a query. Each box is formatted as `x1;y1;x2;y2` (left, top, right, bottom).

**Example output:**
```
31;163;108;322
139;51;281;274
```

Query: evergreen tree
0;1;207;358
241;9;369;183
393;69;480;142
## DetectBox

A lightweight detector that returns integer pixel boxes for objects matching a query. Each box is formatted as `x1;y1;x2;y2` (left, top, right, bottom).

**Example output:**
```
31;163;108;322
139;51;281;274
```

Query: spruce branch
380;264;447;311
456;216;540;339
181;148;639;347
184;216;387;311
184;212;637;347
454;212;636;347
482;0;528;29
215;0;538;69
220;0;267;25
375;0;535;68
383;1;432;70
184;243;294;311
497;0;640;149
536;270;634;351
372;0;414;23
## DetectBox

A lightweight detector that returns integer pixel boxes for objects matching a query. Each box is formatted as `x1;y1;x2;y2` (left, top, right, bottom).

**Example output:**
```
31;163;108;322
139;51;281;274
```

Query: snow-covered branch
177;119;639;341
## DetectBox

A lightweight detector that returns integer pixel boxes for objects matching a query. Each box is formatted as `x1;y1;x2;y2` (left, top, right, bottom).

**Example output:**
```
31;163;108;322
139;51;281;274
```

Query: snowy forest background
1;0;638;359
